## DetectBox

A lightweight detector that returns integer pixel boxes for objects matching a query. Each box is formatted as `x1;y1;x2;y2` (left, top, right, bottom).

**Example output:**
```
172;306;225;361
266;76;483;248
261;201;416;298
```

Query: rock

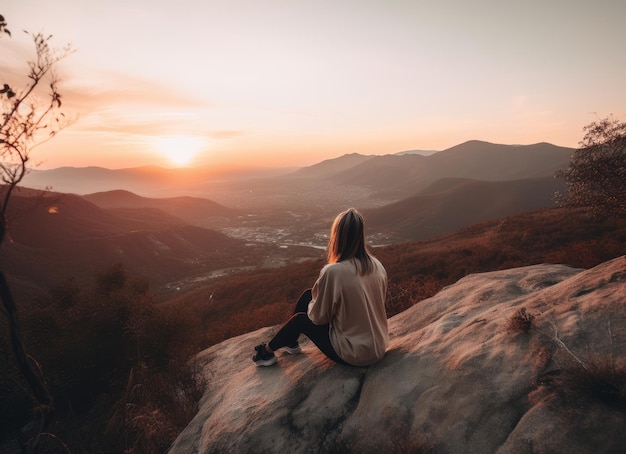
169;256;626;453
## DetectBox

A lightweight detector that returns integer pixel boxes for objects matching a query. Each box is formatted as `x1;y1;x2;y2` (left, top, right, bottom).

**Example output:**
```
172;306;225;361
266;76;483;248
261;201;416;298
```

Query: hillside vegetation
2;206;625;452
163;206;626;351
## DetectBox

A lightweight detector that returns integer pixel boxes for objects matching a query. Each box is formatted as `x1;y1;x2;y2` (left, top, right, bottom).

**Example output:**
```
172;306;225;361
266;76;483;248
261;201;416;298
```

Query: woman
252;208;388;367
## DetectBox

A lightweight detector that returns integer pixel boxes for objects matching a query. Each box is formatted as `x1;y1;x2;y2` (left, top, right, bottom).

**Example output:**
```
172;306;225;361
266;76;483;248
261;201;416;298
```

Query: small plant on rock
507;307;535;334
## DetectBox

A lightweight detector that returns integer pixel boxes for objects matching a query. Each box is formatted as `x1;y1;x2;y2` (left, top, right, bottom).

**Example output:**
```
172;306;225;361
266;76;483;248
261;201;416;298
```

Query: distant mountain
20;140;575;210
294;153;375;179
22;166;174;196
426;140;573;181
21;165;293;198
394;149;438;156
332;153;429;192
0;192;253;300
82;190;239;228
335;141;573;198
363;176;566;242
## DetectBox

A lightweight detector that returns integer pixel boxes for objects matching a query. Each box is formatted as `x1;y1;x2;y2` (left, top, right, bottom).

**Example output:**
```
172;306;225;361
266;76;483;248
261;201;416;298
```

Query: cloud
209;130;245;139
62;70;210;112
54;69;218;138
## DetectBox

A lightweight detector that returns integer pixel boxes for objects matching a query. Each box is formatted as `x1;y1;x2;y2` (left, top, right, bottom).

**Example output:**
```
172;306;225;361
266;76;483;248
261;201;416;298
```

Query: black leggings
268;289;348;365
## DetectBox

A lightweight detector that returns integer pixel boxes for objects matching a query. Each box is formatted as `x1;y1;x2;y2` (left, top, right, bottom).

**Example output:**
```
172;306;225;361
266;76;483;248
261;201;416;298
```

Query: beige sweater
308;256;388;366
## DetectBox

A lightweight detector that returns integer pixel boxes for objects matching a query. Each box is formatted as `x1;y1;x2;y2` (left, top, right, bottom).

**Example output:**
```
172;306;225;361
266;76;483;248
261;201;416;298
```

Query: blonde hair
327;208;373;275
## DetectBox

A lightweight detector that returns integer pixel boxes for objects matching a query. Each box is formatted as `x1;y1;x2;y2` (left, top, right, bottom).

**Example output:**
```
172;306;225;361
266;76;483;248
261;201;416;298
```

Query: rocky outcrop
170;256;626;453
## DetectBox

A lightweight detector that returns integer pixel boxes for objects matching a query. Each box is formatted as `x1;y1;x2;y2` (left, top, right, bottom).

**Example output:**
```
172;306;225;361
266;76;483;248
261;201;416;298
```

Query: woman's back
309;256;388;366
253;208;388;368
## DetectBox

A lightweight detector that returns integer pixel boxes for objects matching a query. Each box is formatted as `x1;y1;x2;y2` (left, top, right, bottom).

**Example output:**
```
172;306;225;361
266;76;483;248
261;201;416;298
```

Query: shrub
105;360;206;453
536;356;626;411
507;307;535;334
556;116;626;216
0;263;206;452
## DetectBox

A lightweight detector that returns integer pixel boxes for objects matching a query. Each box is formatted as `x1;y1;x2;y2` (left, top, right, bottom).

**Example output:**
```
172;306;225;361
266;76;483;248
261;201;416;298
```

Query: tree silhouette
1;15;72;453
556;116;626;216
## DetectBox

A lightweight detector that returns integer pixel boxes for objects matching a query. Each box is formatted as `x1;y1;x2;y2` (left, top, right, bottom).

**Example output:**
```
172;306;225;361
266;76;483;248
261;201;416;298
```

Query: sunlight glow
152;135;206;167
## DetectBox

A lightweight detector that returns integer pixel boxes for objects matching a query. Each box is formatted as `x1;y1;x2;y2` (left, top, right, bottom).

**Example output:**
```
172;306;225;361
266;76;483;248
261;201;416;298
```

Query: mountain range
23;140;573;202
298;140;572;198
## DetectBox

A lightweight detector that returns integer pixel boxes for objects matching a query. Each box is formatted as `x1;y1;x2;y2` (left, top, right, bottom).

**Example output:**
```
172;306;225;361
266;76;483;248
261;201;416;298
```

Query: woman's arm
307;265;337;325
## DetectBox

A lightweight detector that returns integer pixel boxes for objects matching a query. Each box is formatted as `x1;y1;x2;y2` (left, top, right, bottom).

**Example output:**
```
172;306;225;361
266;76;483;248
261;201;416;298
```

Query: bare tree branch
1;15;73;453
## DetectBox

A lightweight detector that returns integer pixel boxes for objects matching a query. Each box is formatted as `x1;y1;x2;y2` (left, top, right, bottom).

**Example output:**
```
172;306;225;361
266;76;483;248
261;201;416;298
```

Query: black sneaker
282;343;302;355
252;343;277;367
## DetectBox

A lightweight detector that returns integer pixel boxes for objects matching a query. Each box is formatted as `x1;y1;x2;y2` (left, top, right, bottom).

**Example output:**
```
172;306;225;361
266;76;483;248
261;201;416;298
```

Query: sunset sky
2;0;625;169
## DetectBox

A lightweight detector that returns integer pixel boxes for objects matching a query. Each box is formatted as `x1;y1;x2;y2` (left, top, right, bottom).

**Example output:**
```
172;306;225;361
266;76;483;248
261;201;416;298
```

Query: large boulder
170;256;626;453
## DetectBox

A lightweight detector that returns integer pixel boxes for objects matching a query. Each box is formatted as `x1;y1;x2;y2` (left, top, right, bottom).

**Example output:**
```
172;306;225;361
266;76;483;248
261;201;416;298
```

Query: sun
152;135;206;167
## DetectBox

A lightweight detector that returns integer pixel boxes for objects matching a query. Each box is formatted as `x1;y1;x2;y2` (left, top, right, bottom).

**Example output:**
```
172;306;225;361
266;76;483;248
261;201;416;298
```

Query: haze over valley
4;140;573;300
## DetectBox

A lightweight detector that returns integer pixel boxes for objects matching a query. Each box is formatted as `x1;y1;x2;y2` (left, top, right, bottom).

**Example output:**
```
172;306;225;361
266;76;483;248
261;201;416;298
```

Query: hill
364;176;566;242
294;153;375;179
0;192;274;300
82;190;238;228
334;141;573;198
431;141;572;179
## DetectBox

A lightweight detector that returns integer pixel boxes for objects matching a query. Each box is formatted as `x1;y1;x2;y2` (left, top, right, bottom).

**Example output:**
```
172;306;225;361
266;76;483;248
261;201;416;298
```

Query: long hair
327;208;373;275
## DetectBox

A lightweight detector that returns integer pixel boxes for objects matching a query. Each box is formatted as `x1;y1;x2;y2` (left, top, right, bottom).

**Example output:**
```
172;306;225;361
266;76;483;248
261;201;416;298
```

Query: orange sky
2;1;626;170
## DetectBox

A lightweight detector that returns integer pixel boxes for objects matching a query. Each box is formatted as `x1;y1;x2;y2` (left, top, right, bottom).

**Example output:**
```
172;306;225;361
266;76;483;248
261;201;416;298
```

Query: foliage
0;264;205;453
556;116;626;216
105;360;206;453
162;259;322;349
165;206;626;356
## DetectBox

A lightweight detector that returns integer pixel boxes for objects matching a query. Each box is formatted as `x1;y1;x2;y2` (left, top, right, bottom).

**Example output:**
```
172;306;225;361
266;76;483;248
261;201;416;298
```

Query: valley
4;140;576;301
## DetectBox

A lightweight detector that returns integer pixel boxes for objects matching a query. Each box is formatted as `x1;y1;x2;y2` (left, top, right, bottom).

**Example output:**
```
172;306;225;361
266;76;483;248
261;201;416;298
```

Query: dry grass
534;320;626;412
537;356;626;411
